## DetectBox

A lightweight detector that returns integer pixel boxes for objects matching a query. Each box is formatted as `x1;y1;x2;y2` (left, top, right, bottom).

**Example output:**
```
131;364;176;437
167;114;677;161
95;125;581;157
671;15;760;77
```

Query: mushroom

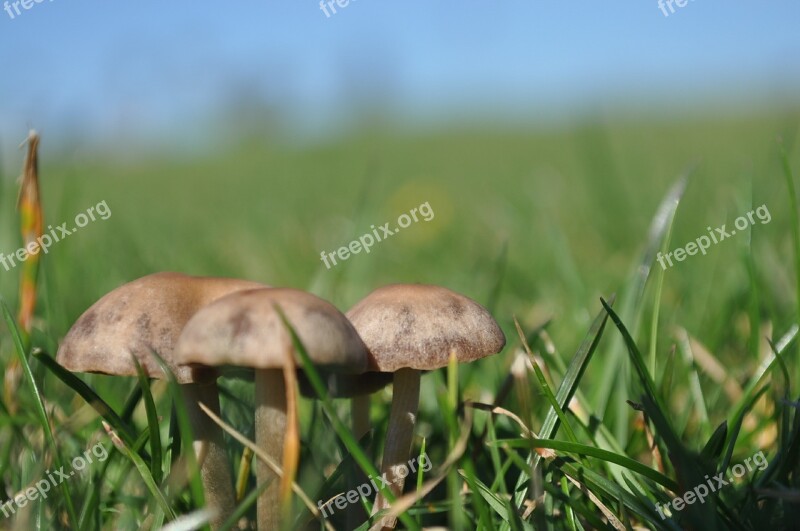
56;272;266;529
174;287;368;530
346;284;506;530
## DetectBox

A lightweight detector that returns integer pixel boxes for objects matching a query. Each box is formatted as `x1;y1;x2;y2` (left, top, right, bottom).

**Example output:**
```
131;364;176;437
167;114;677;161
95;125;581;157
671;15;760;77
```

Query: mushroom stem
347;395;371;529
255;369;286;531
371;368;420;530
181;381;235;530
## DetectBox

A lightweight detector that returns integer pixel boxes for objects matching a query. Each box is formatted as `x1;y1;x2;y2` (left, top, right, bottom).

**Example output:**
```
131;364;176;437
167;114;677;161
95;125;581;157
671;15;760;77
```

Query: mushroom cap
175;288;368;373
56;272;267;384
346;284;506;372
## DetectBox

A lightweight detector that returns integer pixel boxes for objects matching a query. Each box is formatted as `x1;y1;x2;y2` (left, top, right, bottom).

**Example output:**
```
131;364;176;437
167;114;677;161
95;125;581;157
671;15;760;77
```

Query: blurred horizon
1;1;799;163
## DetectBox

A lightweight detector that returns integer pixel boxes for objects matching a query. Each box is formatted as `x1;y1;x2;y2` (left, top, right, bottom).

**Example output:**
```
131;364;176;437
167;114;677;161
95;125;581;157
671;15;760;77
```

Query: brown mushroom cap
346;284;506;372
56;272;267;384
175;288;368;373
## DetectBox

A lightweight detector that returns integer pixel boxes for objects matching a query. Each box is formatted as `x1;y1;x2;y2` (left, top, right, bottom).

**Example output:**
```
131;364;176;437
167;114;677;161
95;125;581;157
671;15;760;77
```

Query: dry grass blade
465;401;556;459
513;318;556;387
236;447;255;502
563;474;625;531
197;402;335;531
280;346;300;522
631;405;665;473
675;327;742;402
15;130;43;340
5;130;44;414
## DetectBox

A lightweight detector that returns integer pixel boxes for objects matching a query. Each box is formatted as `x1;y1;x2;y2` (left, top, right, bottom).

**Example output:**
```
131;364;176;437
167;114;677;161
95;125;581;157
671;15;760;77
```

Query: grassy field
0;109;798;530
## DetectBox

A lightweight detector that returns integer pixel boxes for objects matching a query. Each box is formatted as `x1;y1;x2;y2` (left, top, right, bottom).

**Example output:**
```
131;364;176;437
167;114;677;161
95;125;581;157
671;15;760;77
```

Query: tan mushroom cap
346;284;506;372
175;288;368;373
56;272;267;384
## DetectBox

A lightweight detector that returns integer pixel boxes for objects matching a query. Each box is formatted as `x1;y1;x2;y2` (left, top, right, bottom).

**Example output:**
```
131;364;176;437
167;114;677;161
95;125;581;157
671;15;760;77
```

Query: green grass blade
103;426;176;519
727;325;796;434
459;470;509;522
277;309;420;531
301;430;375;528
559;476;578;531
720;386;770;475
219;480;269;531
658;345;677;399
460;460;494;531
133;356;164;485
147;351;207;518
593;174;689;417
498;438;678;491
548;456;669;529
416;437;427;492
600;298;665;414
78;445;116;530
648;178;684;376
33;350;140;451
778;141;800;385
700;421;728;465
513;298;612;509
639;395;719;529
0;297;79;527
676;330;710;436
515;319;578;443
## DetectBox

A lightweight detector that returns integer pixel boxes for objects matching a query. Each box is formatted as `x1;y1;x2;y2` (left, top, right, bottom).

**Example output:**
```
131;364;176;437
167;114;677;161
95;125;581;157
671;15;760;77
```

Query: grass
0;109;798;529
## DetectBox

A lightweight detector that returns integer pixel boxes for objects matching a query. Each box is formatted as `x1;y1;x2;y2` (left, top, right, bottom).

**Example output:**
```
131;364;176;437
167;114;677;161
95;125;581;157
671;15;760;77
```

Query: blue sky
0;1;798;148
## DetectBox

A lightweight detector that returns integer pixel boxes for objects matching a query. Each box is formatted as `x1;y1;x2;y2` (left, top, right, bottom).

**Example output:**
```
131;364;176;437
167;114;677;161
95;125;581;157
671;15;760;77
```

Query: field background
0;111;797;529
1;2;800;529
